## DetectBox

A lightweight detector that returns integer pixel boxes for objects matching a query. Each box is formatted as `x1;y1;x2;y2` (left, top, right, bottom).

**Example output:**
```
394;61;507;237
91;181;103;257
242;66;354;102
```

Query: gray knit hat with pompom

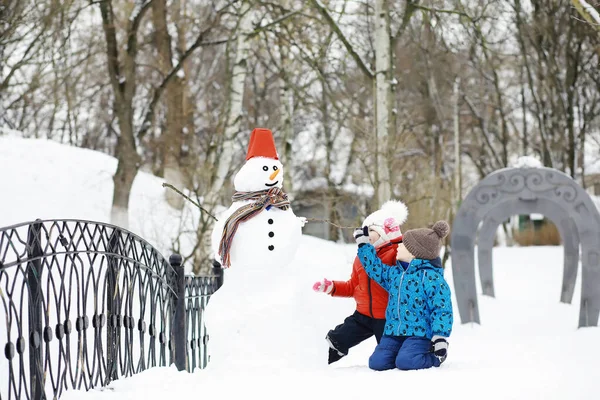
403;220;450;260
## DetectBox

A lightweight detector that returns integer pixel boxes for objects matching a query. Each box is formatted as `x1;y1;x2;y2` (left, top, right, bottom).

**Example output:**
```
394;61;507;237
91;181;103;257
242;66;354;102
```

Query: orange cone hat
245;128;279;160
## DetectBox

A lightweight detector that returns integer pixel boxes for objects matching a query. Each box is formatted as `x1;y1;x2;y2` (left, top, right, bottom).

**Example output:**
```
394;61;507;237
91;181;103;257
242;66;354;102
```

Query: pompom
380;200;409;225
362;199;409;228
432;220;450;239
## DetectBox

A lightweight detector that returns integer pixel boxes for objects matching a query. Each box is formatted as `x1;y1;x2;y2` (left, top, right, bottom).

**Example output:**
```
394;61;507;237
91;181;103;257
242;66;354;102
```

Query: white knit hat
362;200;409;247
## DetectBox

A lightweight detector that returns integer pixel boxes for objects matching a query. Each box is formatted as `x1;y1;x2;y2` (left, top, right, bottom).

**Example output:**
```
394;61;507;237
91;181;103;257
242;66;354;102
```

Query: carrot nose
269;169;280;180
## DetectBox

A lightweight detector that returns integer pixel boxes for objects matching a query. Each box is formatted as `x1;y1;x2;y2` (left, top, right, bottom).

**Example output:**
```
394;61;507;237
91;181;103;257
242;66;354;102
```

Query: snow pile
0;136;199;264
512;155;543;168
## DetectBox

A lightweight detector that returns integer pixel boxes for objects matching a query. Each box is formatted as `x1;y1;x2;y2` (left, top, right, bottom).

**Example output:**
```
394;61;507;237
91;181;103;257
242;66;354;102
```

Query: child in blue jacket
354;220;453;370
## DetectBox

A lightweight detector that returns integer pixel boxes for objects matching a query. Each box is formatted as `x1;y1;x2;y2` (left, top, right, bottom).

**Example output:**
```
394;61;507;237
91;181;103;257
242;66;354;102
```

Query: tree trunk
520;65;528;155
111;107;140;228
321;74;339;242
279;37;294;194
513;0;554;168
453;78;462;211
565;15;581;179
328;195;339;242
99;0;146;229
374;0;392;207
152;0;186;209
193;1;252;272
176;0;195;173
210;2;252;195
578;121;586;188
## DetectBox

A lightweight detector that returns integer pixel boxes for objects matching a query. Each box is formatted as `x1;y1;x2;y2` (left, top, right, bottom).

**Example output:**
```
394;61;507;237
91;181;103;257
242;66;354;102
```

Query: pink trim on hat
383;218;400;234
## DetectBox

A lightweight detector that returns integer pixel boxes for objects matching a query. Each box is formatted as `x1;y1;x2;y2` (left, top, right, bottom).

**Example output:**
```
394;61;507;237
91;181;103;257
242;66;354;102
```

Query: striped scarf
218;187;290;267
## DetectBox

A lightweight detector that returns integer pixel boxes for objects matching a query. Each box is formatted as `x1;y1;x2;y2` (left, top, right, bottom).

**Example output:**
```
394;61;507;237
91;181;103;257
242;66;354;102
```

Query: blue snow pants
368;335;441;371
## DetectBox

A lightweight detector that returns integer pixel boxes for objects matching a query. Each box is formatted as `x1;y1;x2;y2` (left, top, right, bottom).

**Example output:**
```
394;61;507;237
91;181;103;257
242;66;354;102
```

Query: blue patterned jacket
358;244;453;339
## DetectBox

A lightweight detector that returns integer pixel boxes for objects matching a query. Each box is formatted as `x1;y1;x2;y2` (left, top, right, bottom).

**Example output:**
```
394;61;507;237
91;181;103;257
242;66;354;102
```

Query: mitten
312;278;334;294
353;226;370;245
431;335;448;363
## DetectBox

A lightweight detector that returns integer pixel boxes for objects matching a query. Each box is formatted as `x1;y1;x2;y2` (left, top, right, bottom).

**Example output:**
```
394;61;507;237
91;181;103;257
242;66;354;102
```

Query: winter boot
437;353;447;364
328;347;344;364
326;334;346;364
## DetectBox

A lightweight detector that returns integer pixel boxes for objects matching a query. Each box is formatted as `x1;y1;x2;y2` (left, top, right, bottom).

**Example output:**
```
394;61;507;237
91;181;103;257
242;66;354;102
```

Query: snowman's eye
263;166;268;171
273;166;278;171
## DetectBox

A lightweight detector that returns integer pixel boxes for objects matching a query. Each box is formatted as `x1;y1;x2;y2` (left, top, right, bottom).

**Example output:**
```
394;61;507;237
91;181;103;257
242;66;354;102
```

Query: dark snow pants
326;311;386;363
368;335;441;371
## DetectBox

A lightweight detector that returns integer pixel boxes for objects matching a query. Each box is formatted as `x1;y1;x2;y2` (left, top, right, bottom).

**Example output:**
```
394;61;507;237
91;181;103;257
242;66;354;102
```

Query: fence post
106;229;120;383
27;219;44;400
212;259;224;290
169;254;186;371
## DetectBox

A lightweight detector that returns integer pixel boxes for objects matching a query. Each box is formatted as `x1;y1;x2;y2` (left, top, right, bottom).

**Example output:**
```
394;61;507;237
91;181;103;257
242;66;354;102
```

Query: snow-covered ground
1;137;599;400
59;244;598;400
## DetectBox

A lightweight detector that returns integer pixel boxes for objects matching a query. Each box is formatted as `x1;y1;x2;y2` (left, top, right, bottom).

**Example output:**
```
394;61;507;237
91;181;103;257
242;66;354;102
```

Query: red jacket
331;241;399;319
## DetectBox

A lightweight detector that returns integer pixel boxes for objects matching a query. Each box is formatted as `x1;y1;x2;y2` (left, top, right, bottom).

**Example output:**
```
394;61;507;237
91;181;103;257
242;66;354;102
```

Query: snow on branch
129;0;149;22
572;0;600;30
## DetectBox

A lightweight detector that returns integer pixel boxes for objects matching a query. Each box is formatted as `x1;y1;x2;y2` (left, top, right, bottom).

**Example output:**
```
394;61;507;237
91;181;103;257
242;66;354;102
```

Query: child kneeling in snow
354;221;453;370
312;200;408;364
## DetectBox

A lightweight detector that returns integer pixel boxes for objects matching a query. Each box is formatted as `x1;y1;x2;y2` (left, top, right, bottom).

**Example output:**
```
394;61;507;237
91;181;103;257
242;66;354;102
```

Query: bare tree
1;0;60;130
151;0;188;209
97;0;230;228
191;1;253;271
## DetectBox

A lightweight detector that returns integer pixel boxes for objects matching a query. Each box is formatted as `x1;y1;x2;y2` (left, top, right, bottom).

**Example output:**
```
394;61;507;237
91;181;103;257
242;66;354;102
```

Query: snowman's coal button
268;232;274;237
268;245;274;251
268;219;273;224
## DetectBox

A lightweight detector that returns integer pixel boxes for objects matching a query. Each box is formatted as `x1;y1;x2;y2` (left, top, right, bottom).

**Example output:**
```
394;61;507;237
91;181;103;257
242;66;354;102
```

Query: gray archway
477;198;580;302
451;166;600;328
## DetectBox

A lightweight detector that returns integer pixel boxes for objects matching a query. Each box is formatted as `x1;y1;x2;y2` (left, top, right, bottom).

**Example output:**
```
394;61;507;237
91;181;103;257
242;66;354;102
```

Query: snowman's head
234;156;284;192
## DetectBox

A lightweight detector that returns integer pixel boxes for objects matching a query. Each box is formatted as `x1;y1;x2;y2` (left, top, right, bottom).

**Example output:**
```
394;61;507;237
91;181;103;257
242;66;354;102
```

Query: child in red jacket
312;200;408;364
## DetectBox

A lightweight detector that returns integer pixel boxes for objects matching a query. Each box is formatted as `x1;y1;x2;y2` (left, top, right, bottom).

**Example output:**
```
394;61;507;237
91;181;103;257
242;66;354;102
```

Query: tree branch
137;1;239;139
572;0;600;29
412;2;475;20
248;9;301;39
305;217;355;230
162;183;218;221
0;29;44;91
195;8;303;47
463;94;503;168
307;0;374;78
392;0;419;43
138;23;216;139
126;0;156;58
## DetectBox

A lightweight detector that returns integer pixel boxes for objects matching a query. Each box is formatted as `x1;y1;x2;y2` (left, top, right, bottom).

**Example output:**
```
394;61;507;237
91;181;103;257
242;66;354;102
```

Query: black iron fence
0;219;221;400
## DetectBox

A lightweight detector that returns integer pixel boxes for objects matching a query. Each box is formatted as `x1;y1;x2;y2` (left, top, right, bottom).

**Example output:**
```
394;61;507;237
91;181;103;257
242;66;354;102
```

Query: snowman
210;127;305;269
205;128;306;369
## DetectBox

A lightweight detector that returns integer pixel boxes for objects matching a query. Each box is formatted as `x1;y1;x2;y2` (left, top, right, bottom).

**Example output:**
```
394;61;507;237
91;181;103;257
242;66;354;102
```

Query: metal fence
0;219;221;400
